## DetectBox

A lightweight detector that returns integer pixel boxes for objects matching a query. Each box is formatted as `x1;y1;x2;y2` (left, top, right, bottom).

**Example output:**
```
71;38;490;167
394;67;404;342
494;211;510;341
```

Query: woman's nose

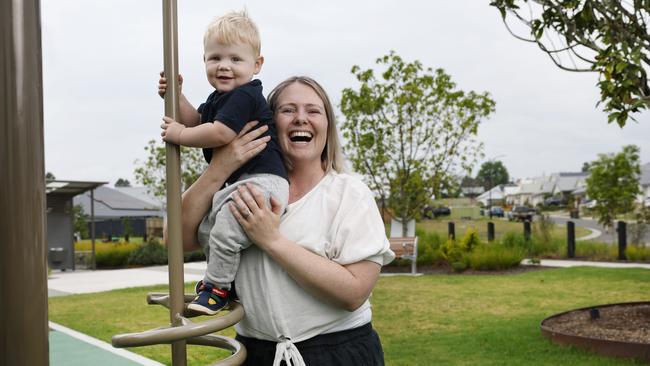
294;109;308;124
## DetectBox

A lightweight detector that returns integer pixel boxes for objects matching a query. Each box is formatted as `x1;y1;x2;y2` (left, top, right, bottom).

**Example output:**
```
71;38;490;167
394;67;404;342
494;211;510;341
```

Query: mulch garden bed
543;303;650;344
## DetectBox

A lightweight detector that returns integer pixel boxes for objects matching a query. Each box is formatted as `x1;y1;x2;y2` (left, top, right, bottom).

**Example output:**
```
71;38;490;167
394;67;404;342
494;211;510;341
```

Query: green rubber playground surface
49;330;142;366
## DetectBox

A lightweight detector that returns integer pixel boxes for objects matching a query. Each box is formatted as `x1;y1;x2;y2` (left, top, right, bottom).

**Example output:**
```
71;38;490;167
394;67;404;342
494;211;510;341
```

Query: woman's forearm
266;237;381;311
175;162;229;251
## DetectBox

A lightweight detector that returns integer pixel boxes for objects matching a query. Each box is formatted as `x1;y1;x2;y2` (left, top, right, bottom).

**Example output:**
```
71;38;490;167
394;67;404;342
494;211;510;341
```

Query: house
504;172;589;207
73;186;165;240
477;185;509;206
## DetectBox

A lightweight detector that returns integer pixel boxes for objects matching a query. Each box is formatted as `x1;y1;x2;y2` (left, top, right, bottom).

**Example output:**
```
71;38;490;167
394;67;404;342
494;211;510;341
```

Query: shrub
441;238;466;272
95;242;138;268
459;228;481;251
626;245;650;261
575;241;617;260
415;229;445;265
127;238;168;265
500;232;528;251
441;229;482;272
184;249;206;262
533;214;555;246
467;244;525;271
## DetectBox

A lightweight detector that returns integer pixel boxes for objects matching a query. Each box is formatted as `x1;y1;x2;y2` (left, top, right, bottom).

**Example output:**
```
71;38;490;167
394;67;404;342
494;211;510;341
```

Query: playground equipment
111;1;246;365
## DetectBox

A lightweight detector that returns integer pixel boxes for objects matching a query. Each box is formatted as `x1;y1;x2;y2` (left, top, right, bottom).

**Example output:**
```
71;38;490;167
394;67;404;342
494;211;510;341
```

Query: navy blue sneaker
187;282;229;315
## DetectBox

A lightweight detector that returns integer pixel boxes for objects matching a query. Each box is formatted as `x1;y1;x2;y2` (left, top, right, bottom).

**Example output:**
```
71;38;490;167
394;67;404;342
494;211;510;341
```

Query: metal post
567;221;575;259
0;0;49;363
91;189;96;270
617;221;627;261
487;222;495;242
523;221;531;242
448;222;455;240
162;0;187;364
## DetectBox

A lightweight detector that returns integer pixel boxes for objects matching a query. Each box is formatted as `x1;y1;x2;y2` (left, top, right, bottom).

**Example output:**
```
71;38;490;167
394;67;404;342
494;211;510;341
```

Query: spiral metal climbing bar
112;1;245;364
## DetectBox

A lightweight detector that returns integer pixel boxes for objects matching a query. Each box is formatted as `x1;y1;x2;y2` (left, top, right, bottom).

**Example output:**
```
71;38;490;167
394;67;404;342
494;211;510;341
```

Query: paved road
549;215;615;243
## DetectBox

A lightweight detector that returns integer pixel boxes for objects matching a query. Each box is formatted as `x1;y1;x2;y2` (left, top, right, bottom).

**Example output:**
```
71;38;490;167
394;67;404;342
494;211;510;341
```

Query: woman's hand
230;183;284;250
209;121;270;174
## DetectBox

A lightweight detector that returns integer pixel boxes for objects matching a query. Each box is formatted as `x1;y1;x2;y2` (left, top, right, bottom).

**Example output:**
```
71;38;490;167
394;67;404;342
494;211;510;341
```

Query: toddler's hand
160;116;186;144
158;71;183;98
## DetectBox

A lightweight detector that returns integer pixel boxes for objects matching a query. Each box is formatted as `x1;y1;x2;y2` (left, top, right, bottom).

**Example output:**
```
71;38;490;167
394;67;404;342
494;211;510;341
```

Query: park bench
389;236;419;274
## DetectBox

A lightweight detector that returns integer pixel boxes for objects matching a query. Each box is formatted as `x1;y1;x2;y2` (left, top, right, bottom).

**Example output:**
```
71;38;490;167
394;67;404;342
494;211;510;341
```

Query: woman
178;76;394;365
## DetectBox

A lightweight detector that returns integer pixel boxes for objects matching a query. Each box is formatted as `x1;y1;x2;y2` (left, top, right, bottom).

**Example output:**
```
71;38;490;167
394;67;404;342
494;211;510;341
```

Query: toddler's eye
232;57;241;62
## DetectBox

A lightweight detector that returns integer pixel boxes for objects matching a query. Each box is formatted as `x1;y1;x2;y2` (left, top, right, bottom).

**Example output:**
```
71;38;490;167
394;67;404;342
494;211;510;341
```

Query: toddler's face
204;39;263;93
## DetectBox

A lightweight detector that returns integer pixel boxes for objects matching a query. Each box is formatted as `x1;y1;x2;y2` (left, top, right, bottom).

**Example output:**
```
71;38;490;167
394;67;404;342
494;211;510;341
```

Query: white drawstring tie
273;338;306;366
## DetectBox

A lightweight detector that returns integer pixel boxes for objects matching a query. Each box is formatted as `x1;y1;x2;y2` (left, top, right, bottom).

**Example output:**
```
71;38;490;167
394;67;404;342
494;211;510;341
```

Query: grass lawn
49;267;650;365
418;219;590;242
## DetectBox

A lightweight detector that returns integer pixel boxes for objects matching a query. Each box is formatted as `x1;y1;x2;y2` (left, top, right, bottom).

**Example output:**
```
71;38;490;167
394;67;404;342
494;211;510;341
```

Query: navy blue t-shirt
197;79;288;185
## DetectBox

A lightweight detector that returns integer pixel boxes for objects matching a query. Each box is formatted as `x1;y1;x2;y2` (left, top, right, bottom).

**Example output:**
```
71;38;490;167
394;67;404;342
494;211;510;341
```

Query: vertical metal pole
617;221;627;261
162;0;187;364
91;189;96;270
567;221;575;259
0;0;49;364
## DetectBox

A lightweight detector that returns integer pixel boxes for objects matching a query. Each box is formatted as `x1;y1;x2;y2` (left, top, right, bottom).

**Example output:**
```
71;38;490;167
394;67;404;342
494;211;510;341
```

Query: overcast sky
41;0;650;186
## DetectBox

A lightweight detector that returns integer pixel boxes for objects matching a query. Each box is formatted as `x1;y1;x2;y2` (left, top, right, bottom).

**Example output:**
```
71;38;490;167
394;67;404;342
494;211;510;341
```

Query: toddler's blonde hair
204;10;261;56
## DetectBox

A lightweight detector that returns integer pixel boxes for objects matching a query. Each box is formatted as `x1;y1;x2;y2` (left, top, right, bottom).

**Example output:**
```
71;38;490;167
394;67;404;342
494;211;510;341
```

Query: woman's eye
281;108;295;114
308;109;321;114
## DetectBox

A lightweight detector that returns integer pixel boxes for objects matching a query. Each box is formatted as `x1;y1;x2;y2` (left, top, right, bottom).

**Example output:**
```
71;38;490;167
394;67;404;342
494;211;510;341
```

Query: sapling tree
586;145;641;231
134;139;207;199
340;51;496;235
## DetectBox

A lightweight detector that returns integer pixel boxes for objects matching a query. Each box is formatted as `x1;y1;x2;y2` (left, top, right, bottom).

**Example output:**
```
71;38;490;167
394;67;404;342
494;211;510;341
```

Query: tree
134;139;207;199
476;160;509;190
72;204;88;239
115;178;131;187
585;145;641;230
581;161;591;172
490;0;650;127
45;172;56;181
340;51;496;235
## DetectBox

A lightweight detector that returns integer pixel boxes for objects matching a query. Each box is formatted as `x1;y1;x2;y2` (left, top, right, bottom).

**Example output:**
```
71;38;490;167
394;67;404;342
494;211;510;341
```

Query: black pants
236;322;385;366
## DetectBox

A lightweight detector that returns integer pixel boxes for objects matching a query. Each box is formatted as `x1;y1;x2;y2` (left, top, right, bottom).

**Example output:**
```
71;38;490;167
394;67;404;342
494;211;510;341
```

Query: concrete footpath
48;261;207;297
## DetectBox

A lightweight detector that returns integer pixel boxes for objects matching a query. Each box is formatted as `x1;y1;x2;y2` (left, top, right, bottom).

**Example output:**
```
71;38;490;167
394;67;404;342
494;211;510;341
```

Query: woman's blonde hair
204;10;261;56
267;76;347;173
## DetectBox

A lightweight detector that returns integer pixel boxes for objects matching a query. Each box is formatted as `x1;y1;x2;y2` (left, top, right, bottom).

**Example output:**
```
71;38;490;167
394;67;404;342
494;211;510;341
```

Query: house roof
477;186;504;201
554;172;589;192
73;186;164;219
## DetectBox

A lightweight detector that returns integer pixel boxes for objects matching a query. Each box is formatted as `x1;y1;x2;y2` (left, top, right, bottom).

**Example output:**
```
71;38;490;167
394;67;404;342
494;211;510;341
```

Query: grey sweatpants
197;174;289;289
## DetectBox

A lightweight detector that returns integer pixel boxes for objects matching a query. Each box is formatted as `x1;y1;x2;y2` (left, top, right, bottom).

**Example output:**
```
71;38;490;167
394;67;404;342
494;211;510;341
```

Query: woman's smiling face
274;82;328;170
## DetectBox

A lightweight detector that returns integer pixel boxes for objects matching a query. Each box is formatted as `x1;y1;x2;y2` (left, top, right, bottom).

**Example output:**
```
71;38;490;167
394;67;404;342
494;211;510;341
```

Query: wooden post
448;221;455;240
617;221;627;261
487;222;495;242
567;221;575;259
523;221;531;242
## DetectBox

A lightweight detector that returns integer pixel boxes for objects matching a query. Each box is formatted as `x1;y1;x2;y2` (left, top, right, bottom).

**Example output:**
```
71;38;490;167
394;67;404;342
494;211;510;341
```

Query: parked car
423;205;451;219
544;196;566;207
488;206;505;217
508;206;536;221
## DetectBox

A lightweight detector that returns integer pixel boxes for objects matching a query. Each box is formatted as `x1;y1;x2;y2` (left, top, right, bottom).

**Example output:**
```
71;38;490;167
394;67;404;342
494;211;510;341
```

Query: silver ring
242;209;251;219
